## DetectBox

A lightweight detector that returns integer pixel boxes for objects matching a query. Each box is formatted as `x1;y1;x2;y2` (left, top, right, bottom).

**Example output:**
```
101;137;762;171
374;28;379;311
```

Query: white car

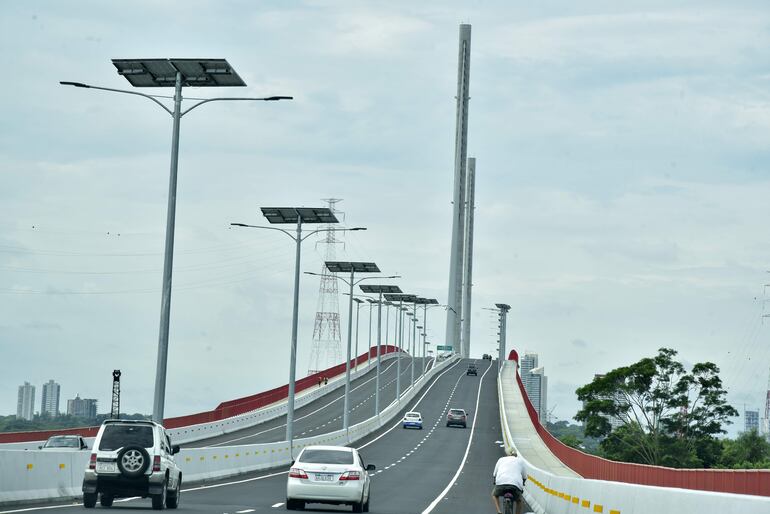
40;435;89;451
82;419;182;510
402;411;423;429
286;445;375;512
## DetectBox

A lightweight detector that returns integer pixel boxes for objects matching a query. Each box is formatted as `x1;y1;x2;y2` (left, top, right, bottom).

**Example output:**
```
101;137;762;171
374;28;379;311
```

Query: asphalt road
1;358;525;514
189;355;428;448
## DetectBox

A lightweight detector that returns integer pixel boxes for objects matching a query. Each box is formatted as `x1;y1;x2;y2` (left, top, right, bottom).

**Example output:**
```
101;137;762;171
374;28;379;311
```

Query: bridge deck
500;362;580;478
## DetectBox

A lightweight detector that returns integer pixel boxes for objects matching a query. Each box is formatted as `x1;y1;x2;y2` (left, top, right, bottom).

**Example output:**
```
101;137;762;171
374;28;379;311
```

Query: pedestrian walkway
500;363;580;478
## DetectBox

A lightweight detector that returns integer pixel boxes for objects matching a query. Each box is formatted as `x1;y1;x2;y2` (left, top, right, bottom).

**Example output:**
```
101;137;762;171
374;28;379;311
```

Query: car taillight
152;455;161;472
89;453;97;470
289;467;308;479
339;471;361;481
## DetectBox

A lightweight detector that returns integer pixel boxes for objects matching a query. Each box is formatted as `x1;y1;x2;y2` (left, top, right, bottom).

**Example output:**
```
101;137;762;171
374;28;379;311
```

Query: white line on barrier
421;361;493;514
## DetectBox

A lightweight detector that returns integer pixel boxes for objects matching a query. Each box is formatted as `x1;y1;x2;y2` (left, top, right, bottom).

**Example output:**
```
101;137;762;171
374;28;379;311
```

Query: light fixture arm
59;81;173;115
181;95;293;117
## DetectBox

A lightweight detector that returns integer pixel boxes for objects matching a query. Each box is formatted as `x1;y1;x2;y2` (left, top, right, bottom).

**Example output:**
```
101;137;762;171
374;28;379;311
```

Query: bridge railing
498;362;770;514
507;360;770;497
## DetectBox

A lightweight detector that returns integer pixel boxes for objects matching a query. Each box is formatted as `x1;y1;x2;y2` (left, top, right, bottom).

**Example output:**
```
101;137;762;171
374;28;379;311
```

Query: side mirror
290;460;295;466
38;445;43;450
366;464;376;471
172;445;180;455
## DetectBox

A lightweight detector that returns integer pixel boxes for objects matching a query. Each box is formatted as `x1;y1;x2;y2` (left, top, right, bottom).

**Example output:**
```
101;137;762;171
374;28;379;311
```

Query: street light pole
367;300;374;367
353;298;363;367
62;60;292;424
232;208;357;454
360;285;402;416
343;269;355;431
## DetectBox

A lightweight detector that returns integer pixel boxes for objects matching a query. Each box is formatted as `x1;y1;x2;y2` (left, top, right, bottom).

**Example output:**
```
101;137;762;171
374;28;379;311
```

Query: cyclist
491;447;527;514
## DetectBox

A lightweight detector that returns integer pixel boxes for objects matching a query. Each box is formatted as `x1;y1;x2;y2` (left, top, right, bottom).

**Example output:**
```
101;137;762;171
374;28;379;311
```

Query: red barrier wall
0;346;400;443
512;366;770;497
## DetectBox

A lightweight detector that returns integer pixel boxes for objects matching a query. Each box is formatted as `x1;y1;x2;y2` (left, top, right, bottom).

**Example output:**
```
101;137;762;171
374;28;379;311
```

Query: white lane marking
421;362;493;513
370;370;464;479
356;359;461;450
208;360;399;446
238;509;257;513
271;503;284;508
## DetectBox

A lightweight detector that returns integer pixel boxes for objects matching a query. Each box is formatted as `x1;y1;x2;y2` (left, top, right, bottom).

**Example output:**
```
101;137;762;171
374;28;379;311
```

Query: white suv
82;419;182;510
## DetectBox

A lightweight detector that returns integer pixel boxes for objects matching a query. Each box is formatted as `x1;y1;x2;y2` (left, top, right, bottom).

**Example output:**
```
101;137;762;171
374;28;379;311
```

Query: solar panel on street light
261;207;338;224
360;285;402;294
384;293;418;303
325;261;380;273
112;58;246;87
413;297;439;305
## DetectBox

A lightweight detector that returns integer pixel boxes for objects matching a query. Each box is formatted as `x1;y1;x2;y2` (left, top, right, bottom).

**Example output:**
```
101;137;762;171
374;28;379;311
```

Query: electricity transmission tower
307;198;344;374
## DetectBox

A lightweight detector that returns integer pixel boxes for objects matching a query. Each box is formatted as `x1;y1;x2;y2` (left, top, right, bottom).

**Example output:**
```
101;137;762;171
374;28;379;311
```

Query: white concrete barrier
497;363;770;514
0;355;458;506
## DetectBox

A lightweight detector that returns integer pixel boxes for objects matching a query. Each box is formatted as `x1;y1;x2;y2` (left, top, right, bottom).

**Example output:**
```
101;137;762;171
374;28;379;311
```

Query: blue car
402;411;423;429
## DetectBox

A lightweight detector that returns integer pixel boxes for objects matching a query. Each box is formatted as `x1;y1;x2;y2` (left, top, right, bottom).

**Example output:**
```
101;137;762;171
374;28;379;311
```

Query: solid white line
421;362;493;514
356;359;460;450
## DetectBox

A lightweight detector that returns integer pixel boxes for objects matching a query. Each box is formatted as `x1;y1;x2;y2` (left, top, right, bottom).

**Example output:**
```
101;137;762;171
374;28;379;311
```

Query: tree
575;348;737;467
719;430;770;469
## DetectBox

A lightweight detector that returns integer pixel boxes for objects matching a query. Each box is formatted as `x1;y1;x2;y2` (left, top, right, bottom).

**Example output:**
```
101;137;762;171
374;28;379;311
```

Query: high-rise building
745;409;760;433
528;367;548;422
41;380;60;417
17;382;35;420
591;374;626;430
67;395;98;419
520;352;538;397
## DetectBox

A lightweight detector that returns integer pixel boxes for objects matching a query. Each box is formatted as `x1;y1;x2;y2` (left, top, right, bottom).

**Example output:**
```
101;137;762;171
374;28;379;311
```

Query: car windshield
44;436;79;448
406;413;420;418
98;425;154;451
450;409;465;415
299;449;354;464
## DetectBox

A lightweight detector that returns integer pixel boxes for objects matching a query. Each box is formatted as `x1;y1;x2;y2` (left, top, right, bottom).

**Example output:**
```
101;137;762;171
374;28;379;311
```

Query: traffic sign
436;345;453;351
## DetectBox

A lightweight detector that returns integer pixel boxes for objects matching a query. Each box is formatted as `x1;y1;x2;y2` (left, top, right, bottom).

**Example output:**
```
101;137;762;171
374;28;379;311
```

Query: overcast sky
1;1;769;437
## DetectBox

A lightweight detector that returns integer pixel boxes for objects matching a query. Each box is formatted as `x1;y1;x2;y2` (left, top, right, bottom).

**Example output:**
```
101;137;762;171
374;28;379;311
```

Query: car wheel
446;422;450;427
352;495;364;513
166;477;181;509
83;492;97;509
100;494;114;507
117;445;150;478
363;490;370;512
151;478;167;510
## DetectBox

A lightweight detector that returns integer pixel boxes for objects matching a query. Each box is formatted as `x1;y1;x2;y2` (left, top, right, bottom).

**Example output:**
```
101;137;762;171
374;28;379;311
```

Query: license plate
96;462;117;473
314;473;334;482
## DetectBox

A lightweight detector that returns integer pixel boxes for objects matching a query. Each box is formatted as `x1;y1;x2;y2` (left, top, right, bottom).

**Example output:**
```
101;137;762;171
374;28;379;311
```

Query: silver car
82;419;182;510
286;445;375;512
40;435;88;451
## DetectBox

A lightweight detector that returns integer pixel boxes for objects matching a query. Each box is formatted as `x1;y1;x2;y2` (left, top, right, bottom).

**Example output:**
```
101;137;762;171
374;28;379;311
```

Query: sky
1;1;770;437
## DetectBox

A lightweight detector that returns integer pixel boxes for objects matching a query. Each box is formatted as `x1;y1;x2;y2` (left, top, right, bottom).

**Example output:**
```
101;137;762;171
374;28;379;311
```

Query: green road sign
436;345;453;351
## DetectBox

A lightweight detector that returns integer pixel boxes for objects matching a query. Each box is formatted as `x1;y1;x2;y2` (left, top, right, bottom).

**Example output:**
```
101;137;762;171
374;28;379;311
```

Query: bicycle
501;492;516;514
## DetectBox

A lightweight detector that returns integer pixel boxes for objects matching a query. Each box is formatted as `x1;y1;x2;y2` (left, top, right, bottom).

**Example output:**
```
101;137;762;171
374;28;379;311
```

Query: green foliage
719;430;770;469
546;420;601;454
574;348;738;467
0;413;150;433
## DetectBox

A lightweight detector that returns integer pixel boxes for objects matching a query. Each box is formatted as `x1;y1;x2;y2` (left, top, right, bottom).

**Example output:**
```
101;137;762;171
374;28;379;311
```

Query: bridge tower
445;23;473;358
307;199;344;374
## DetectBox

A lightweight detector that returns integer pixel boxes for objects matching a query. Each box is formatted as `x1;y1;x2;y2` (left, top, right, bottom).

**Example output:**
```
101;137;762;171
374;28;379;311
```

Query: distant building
592;374;626;430
67;395;97;419
520;352;538;397
41;380;61;417
17;382;35;420
745;409;759;433
528;366;548;422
